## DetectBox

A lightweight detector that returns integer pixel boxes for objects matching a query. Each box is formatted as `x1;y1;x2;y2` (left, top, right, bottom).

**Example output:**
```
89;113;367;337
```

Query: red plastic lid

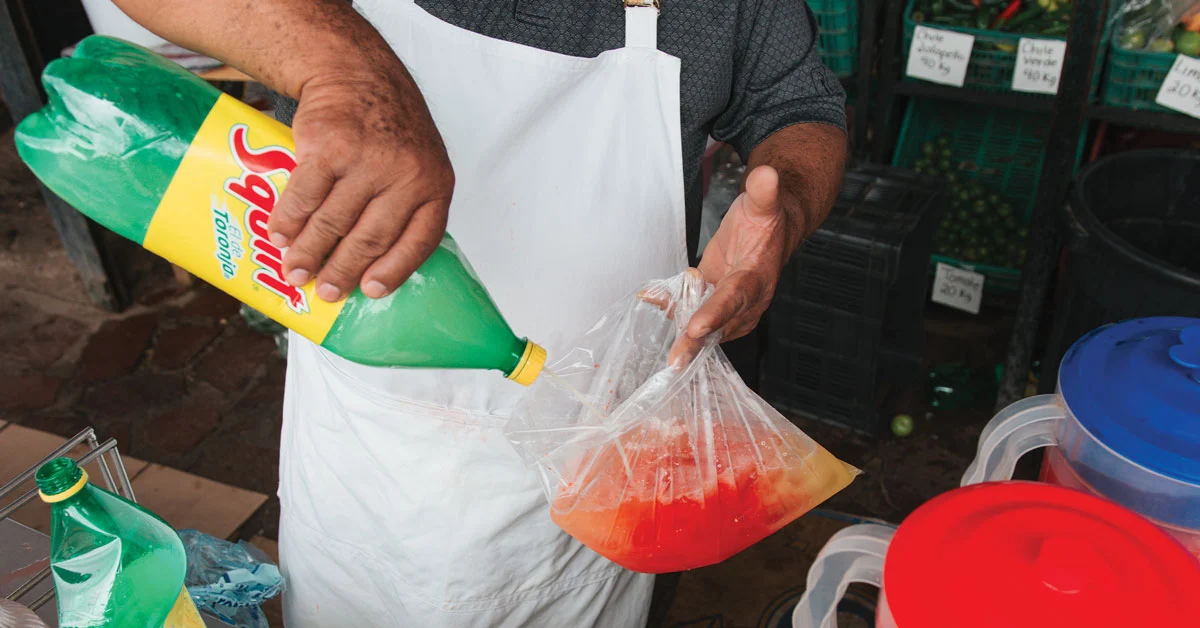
883;482;1200;628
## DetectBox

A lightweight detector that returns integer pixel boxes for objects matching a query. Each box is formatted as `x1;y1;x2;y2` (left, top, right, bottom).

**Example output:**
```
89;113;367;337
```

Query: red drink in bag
550;417;856;573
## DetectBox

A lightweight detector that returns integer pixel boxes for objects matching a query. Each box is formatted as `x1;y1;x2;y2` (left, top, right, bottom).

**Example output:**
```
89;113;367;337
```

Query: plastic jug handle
961;394;1066;486
792;524;895;628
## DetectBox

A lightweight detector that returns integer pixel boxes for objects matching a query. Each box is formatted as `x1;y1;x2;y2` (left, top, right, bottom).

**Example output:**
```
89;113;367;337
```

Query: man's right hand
111;0;454;302
268;68;454;302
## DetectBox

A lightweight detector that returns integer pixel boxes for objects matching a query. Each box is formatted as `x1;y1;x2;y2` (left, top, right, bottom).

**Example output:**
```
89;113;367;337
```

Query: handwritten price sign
932;263;985;315
906;26;974;87
1012;38;1066;95
1156;54;1200;119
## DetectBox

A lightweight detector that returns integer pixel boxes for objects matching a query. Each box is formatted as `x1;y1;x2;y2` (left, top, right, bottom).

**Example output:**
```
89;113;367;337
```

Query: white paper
1012;38;1066;95
932;263;985;315
906;26;974;87
1156;54;1200;119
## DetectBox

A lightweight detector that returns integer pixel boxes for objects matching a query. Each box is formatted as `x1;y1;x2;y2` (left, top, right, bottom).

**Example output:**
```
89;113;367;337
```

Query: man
114;0;846;625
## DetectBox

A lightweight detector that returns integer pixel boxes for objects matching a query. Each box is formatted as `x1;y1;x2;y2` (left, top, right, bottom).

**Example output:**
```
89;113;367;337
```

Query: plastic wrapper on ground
180;530;283;628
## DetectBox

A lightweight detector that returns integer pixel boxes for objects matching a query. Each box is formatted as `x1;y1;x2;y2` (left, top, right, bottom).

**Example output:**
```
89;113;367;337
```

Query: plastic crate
808;0;858;78
901;0;1110;95
902;0;1050;92
893;98;1053;293
763;166;945;435
1097;0;1181;112
1101;46;1178;112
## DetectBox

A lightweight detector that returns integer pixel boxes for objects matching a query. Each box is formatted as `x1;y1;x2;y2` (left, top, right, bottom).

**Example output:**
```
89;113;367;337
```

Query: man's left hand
666;165;792;366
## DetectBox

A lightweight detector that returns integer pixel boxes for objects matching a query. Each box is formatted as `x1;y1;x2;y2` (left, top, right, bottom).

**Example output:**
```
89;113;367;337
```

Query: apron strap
623;0;660;50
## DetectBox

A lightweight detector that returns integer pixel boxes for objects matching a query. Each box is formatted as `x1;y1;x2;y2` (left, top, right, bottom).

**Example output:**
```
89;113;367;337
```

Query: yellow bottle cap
508;340;547;387
39;469;89;503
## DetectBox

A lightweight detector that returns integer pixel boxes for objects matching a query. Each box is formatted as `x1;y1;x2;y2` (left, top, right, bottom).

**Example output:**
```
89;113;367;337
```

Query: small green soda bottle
36;458;205;628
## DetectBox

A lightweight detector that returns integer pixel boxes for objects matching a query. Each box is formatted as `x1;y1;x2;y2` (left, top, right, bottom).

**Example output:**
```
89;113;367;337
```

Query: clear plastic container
792;482;1200;628
962;317;1200;557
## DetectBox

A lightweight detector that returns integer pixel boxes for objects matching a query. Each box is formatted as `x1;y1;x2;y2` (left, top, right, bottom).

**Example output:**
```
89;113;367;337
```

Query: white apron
278;1;688;625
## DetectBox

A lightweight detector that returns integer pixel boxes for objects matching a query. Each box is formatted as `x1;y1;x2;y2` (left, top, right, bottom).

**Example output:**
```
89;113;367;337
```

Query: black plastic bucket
1043;150;1200;384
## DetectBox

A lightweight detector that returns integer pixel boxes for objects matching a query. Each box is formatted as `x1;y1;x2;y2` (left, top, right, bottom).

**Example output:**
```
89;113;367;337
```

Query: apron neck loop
623;0;660;50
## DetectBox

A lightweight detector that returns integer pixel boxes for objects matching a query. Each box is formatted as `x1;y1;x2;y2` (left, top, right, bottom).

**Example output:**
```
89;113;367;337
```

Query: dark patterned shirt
274;0;846;255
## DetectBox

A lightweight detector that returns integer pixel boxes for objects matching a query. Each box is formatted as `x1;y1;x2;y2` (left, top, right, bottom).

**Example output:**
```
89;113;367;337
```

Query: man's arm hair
112;0;397;99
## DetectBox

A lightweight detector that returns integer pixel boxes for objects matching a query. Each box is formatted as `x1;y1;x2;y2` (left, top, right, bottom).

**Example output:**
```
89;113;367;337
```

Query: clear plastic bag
506;270;859;573
1113;0;1200;51
179;530;284;628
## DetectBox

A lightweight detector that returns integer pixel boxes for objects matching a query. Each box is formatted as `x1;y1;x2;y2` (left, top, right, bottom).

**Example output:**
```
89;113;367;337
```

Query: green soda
36;458;205;627
16;36;544;385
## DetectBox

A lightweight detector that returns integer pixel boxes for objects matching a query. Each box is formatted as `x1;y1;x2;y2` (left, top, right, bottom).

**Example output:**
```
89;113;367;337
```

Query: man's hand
692;165;787;340
668;123;846;366
110;0;453;302
269;70;454;302
665;166;786;366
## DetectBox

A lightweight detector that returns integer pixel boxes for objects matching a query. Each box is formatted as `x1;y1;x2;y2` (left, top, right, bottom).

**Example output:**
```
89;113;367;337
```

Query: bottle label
142;93;346;343
163;588;205;628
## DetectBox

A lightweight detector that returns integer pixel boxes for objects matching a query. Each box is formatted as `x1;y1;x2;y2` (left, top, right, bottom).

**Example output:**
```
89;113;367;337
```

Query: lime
891;414;915;437
922;142;937;157
936;136;952;150
1119;30;1147;51
1148;37;1175;53
1175;31;1200;58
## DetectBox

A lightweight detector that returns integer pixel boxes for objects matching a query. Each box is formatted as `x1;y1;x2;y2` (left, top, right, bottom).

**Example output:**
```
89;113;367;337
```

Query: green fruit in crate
1176;31;1200;58
891;414;915;438
1119;31;1147;51
922;142;938;157
1148;37;1175;53
937;158;953;172
936;136;952;150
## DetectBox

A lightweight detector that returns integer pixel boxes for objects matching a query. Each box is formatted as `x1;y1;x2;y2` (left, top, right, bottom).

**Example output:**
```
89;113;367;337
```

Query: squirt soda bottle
36;457;205;628
15;35;545;385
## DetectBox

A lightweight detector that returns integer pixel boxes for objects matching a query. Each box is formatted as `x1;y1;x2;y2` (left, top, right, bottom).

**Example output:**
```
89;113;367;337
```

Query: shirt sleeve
711;0;847;161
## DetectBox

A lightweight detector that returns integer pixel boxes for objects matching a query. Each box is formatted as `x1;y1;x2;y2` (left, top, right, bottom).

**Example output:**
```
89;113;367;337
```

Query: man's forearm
745;122;847;260
112;0;396;99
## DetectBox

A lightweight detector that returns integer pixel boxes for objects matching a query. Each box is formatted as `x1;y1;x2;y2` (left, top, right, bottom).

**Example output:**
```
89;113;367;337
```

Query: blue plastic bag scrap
179;529;284;628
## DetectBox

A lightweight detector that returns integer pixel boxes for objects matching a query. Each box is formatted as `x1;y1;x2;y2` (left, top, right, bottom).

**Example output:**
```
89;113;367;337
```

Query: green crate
1098;1;1180;111
808;0;858;78
893;99;1052;293
901;0;1108;95
1101;44;1179;112
893;99;1048;216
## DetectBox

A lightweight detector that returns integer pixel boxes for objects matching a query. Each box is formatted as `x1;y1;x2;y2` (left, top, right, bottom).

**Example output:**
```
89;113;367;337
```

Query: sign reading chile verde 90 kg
141;94;347;341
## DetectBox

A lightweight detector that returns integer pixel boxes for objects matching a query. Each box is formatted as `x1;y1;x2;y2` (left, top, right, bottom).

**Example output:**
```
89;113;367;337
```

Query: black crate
762;165;946;435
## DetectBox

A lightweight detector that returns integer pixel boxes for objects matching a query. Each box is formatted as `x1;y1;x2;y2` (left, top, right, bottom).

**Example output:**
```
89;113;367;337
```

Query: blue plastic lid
1059;317;1200;485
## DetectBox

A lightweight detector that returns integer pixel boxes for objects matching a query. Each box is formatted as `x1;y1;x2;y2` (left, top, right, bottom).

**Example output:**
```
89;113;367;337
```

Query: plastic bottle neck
36;458;89;503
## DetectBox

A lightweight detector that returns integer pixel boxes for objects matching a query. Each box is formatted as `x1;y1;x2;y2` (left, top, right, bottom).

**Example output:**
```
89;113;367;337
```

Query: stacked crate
762;166;946;435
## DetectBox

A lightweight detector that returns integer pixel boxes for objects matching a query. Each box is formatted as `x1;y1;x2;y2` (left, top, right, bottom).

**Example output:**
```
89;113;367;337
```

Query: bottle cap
508;340;547;386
